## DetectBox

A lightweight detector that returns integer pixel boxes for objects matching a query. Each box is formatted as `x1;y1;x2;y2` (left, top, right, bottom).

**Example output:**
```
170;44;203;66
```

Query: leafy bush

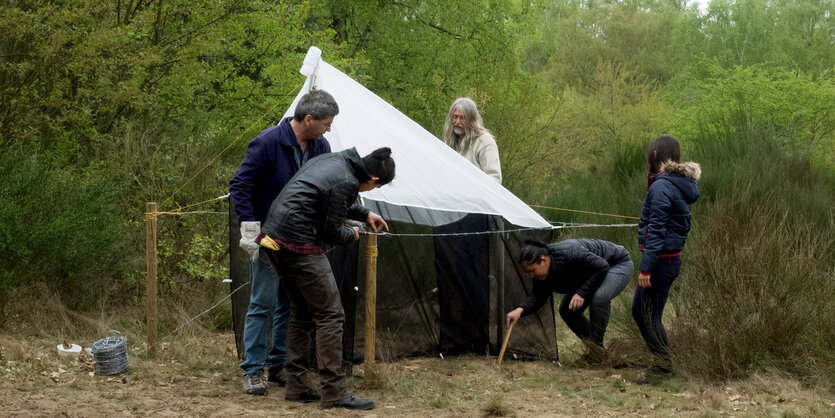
666;62;835;176
0;145;125;316
0;0;353;316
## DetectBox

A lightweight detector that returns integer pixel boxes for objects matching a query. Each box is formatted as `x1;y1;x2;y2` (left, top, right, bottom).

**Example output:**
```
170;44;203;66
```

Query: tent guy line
157;77;304;211
365;222;637;238
145;281;251;355
530;204;640;220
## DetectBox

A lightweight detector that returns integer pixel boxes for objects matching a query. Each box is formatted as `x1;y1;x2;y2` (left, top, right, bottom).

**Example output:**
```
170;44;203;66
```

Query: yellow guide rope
529;204;639;220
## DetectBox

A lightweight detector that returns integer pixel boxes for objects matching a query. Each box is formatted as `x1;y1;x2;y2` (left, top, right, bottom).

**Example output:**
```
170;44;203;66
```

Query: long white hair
442;97;488;154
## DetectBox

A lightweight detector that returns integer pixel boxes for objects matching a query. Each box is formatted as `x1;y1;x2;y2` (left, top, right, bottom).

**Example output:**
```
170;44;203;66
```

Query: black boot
285;388;322;403
322;393;375;410
267;367;288;387
636;364;674;385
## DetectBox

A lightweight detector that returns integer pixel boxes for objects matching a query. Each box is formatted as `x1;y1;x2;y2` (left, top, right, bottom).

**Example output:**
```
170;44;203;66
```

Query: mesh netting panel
336;219;558;363
231;212;559;366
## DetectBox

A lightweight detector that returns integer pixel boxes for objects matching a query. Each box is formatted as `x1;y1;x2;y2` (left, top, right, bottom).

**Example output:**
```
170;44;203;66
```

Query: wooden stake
363;228;378;385
498;322;514;364
492;216;506;352
145;202;158;358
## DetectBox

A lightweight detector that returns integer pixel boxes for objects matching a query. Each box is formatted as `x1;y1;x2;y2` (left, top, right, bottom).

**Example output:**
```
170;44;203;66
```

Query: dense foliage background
2;0;833;385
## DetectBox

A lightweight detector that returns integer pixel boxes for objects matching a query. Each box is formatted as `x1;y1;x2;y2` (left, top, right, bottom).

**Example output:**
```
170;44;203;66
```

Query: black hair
646;135;681;173
362;147;396;185
293;89;339;121
518;240;549;265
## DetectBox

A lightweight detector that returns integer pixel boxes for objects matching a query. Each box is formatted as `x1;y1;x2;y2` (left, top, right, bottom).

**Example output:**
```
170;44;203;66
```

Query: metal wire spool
91;333;130;375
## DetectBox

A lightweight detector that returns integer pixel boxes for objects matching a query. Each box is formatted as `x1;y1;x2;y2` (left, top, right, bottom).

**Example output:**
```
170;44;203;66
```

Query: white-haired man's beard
453;126;465;136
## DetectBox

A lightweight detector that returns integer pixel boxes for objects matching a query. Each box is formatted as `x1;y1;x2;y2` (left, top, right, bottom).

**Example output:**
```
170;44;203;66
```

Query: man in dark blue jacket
229;89;337;396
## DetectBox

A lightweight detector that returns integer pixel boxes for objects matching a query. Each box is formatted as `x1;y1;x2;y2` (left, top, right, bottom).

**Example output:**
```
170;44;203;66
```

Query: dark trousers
631;256;682;364
267;250;346;403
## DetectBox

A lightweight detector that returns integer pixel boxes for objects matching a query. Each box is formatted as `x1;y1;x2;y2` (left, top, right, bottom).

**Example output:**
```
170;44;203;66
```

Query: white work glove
239;221;261;263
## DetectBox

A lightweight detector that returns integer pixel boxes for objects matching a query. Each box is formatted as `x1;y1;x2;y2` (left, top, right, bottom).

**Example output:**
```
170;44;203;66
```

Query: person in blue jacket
229;89;336;396
506;239;633;352
632;135;701;385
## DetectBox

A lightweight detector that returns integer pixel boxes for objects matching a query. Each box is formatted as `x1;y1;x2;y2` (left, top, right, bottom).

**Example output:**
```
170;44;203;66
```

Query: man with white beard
433;97;502;355
442;97;502;183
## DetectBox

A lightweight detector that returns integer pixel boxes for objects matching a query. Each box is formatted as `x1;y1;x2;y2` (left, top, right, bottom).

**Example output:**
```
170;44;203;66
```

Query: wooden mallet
497;322;515;364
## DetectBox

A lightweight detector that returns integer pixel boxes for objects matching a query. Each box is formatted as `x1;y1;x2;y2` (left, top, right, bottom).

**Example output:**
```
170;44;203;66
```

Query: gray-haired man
229;89;337;396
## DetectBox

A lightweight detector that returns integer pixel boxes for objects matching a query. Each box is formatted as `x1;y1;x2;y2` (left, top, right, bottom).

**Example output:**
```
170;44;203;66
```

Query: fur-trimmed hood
659;161;702;181
651;161;700;204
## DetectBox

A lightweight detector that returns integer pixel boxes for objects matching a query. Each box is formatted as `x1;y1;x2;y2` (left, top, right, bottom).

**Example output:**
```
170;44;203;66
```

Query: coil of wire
91;332;130;375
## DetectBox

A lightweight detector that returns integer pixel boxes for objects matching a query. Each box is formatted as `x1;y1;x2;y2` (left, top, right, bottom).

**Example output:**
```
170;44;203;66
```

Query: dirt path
1;333;832;417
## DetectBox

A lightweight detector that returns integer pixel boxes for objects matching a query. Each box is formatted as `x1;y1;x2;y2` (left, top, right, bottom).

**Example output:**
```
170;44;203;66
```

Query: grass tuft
483;398;512;417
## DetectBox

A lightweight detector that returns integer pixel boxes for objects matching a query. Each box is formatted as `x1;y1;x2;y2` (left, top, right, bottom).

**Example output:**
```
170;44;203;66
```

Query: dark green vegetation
2;0;833;386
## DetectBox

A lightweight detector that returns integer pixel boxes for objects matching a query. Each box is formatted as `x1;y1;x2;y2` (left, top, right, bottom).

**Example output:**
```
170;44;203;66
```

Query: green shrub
670;131;835;386
0;145;125;315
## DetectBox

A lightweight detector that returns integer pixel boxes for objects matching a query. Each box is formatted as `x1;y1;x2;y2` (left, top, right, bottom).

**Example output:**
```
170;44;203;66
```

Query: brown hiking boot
267;367;288;387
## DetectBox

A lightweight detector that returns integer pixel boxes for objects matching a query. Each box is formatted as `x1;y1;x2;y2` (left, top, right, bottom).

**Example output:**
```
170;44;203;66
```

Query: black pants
631;256;682;364
433;214;490;354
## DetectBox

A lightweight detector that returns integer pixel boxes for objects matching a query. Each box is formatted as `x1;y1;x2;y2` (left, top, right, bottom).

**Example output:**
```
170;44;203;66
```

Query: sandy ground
1;332;833;417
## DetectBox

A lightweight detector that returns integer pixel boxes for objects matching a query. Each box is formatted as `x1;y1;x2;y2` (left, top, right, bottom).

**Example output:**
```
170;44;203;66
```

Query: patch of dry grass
3;282;116;339
1;331;833;417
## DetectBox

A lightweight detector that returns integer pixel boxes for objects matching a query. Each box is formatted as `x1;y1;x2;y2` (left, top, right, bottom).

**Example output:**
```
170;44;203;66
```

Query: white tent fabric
283;47;550;229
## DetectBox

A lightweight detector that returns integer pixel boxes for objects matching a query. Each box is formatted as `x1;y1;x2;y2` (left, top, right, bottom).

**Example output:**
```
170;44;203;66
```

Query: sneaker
636;365;673;385
267;367;288;387
285;388;322;403
321;393;375;410
242;373;267;396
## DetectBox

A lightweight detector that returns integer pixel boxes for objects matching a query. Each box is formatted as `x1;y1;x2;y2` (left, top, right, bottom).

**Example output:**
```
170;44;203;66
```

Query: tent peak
300;46;322;76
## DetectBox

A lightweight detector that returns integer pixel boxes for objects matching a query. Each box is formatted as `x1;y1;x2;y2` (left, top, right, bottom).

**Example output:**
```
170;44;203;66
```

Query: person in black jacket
259;147;395;411
632;135;700;385
506;239;633;351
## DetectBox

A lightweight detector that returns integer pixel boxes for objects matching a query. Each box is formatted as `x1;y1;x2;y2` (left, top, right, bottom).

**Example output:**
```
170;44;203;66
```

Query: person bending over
506;239;633;355
230;89;336;396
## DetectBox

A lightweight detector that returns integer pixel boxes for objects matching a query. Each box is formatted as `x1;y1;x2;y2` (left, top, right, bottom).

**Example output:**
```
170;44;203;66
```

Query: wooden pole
493;216;506;354
145;202;158;358
363;228;378;385
498;322;514;364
